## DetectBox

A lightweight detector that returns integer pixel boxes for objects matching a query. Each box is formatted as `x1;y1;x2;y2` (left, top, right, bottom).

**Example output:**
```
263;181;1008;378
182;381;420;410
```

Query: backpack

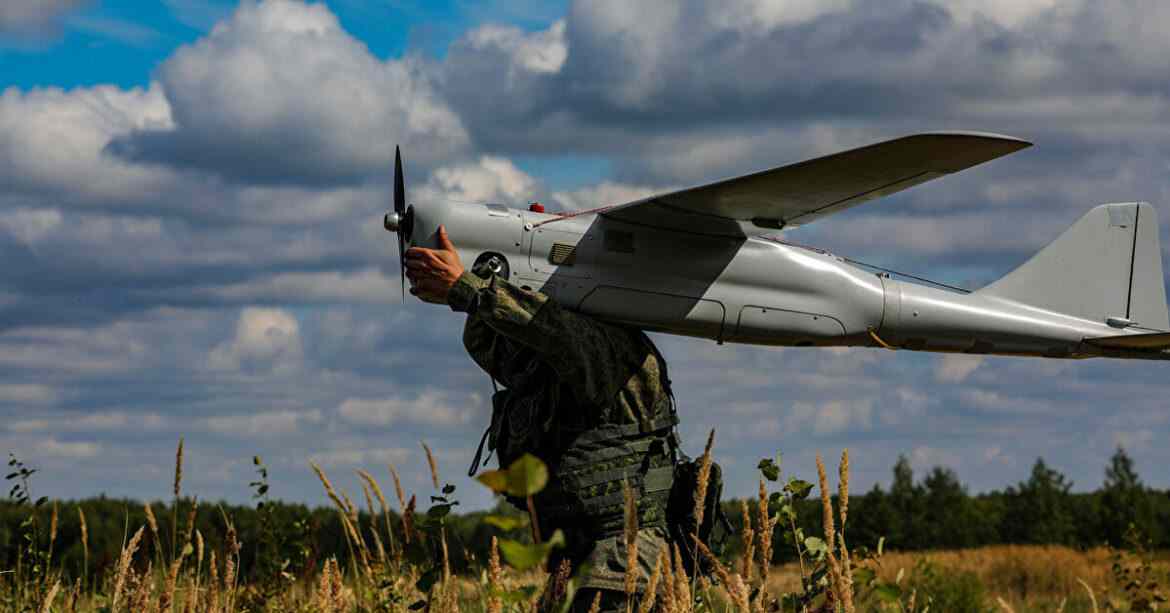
644;334;732;578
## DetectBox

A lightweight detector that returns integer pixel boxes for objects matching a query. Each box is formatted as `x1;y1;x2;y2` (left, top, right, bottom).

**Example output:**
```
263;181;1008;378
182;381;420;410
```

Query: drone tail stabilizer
977;202;1170;330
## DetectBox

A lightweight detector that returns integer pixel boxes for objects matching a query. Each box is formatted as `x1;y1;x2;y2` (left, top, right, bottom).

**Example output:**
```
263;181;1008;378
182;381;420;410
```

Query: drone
385;132;1170;361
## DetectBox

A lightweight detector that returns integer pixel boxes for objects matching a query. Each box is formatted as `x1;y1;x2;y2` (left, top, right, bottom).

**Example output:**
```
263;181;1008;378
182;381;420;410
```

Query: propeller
383;146;413;302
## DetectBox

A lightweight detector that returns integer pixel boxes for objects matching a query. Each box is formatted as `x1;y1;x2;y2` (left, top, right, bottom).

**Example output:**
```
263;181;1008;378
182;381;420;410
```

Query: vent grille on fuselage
549;242;577;265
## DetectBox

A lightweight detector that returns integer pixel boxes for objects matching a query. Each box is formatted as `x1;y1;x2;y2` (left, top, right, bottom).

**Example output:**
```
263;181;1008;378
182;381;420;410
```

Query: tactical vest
469;333;679;539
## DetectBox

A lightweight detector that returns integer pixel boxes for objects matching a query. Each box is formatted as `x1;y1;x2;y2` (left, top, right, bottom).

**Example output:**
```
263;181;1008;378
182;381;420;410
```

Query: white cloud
38;438;101;459
0;84;174;202
308;446;411;468
935;355;985;383
787;399;874;434
209;307;303;373
419;157;540;207
110;0;468;183
0;0;88;36
205;409;322;436
336;390;482;428
465;20;567;75
0;383;56;405
551;181;671;211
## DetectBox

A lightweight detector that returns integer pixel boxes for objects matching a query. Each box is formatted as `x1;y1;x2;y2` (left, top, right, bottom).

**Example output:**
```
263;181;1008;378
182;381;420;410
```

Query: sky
2;0;1169;512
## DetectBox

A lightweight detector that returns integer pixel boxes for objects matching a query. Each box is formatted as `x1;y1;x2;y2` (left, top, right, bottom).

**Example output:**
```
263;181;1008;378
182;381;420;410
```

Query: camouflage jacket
447;270;675;592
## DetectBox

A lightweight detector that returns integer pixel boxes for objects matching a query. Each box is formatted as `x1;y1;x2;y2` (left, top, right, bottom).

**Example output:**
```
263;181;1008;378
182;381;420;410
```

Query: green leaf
253;456;262;466
442;484;456;495
476;470;509;494
477;454;549;497
874;583;902;602
483;514;529;532
427;503;456;519
408;600;427;610
504;454;548;497
182;543;194;557
877;536;885;556
757;458;780;482
499;529;565;571
784;478;814;500
853;567;876;586
803;536;827;556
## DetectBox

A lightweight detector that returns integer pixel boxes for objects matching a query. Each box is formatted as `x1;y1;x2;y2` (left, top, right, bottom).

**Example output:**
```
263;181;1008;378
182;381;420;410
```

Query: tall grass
1;438;1164;612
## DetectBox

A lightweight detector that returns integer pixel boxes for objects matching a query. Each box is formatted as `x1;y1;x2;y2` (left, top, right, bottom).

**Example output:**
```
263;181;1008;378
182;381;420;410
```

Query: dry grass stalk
310;462;347;515
487;536;503;613
38;579;59;613
77;507;89;584
421;441;440;490
740;499;755;582
588;591;603;613
223;517;241;612
144;503;161;558
129;563;153;612
757;479;774;586
111;525;145;609
181;499;198;549
174;437;184;499
1077;577;1099;613
996;595;1017;612
638;549;665;613
328;558;346;612
48;502;58;555
837;449;854;612
160;550;187;613
358;469;397;558
693;537;735;606
404;494;417;545
692;429;716;530
672;543;691;608
728;573;752;612
816;454;844;608
173;437;184;563
208;549;220;613
623;479;640;605
659;548;677;613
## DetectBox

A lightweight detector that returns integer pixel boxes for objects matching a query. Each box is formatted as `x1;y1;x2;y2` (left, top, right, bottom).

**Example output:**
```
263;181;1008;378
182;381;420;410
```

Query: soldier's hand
405;225;464;305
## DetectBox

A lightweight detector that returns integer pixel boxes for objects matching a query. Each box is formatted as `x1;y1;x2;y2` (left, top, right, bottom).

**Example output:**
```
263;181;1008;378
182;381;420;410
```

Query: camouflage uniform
447;270;676;611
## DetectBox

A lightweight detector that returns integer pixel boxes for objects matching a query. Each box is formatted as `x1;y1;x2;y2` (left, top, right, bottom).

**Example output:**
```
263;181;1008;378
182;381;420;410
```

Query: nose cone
384;211;402;232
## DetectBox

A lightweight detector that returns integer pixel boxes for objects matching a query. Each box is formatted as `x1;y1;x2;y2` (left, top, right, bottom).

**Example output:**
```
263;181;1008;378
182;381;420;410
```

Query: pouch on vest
666;457;731;578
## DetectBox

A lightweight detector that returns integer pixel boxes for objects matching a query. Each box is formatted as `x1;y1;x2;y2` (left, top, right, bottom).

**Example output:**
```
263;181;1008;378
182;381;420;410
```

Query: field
2;438;1167;612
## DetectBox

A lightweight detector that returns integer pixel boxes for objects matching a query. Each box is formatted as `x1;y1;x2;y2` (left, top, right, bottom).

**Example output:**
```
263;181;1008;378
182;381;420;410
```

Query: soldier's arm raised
448;271;645;407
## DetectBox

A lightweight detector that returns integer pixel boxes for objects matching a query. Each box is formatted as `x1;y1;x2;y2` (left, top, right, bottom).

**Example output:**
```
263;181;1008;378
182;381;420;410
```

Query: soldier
405;226;679;611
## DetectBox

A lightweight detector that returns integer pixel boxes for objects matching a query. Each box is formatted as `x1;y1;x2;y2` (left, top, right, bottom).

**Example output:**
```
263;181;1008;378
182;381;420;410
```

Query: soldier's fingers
405;259;432;271
436;225;456;252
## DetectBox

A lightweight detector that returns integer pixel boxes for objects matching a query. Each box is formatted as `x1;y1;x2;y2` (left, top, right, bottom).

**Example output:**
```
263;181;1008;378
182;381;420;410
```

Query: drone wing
601;132;1031;237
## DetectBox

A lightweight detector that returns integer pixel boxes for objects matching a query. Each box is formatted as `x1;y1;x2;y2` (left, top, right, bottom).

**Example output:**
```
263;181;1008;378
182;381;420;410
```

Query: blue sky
2;0;1169;513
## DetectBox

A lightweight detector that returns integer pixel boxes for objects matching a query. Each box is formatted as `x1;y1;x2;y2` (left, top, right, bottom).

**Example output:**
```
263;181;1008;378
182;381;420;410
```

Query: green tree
888;455;925;549
1100;446;1157;546
1002;458;1076;545
921;467;978;548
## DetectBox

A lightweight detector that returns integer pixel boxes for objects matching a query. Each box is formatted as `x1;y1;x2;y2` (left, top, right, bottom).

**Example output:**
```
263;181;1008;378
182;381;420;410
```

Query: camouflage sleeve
447;271;645;406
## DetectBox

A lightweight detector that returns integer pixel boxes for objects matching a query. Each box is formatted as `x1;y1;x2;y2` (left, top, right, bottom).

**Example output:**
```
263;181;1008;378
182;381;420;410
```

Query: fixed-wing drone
385;132;1170;361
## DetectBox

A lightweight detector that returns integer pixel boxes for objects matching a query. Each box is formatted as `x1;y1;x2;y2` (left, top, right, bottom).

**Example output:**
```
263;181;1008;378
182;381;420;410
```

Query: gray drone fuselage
402;199;1169;361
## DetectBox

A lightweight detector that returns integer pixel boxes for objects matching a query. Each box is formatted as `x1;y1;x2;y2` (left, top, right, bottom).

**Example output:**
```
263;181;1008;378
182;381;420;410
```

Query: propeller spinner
383;146;413;301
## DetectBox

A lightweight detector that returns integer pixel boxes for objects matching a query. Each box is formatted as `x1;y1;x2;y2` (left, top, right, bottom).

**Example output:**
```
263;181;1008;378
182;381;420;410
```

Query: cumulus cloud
336;390;482;428
108;0;469;185
935;355;985;383
205;409;322;436
0;0;89;37
209;307;303;373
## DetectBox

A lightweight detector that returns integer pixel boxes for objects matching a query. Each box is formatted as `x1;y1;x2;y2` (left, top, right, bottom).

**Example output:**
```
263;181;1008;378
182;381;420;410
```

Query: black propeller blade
394;146;405;302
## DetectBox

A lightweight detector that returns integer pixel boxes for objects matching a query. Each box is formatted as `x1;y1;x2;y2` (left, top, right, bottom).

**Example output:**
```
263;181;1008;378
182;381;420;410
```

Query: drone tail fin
978;202;1169;329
